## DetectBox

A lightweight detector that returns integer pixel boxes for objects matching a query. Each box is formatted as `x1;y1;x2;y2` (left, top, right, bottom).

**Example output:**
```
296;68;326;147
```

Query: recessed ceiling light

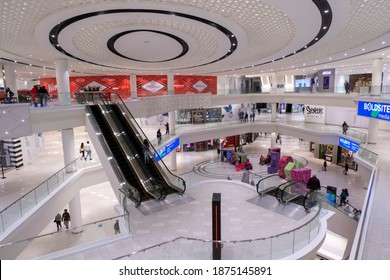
324;10;329;13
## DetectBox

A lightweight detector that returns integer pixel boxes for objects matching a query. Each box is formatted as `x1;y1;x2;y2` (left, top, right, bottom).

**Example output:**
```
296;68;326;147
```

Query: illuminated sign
357;101;390;121
153;138;180;161
322;71;332;75
338;136;360;153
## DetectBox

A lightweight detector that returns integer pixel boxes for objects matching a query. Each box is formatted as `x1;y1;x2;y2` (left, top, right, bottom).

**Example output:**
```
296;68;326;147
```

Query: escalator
256;174;287;197
88;105;158;204
109;104;182;196
107;96;186;195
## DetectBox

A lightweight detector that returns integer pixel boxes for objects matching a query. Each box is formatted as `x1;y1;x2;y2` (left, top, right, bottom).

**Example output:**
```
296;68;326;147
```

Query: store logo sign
141;80;165;93
306;106;324;115
192;80;208;92
357;101;390;121
153;138;180;161
339;136;360;153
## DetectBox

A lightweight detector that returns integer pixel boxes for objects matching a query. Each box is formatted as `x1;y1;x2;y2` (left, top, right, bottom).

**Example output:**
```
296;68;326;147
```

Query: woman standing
79;142;85;160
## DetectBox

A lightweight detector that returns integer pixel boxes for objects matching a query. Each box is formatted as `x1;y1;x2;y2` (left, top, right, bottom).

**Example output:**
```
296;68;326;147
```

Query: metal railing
0;158;99;235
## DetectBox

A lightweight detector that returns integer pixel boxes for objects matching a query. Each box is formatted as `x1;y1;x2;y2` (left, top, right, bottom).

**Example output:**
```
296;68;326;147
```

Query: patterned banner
137;75;168;97
40;76;131;99
174;75;217;95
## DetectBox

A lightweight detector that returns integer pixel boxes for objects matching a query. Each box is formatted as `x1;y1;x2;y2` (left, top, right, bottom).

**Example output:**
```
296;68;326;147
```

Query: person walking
143;139;149;163
342;121;349;135
84;141;92;160
165;122;169;134
339;188;349;206
344;81;350;94
323;160;327;171
344;163;349;175
79;142;85;160
54;213;62;231
306;174;321;206
217;147;221;158
114;220;120;234
62;209;71;230
157;129;162;144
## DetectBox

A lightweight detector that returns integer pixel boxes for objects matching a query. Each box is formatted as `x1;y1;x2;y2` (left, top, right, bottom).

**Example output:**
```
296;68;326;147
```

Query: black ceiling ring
49;9;238;71
205;0;333;74
107;29;189;63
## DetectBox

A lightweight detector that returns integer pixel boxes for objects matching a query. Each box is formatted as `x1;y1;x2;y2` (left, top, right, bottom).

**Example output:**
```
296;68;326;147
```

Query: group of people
54;209;121;235
53;209;71;231
156;122;170;144
79;141;92;160
30;85;50;107
238;110;256;122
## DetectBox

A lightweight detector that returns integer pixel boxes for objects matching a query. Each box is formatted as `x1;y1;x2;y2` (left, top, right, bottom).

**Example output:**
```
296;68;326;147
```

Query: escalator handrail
256;173;284;194
279;180;307;204
85;105;142;206
109;92;186;192
320;186;360;212
95;103;165;200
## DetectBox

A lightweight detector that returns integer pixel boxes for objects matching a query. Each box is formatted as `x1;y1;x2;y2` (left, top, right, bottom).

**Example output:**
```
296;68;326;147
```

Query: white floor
0;112;379;259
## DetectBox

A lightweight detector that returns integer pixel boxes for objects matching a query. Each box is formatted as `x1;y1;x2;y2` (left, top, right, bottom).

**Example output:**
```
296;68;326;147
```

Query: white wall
326;106;369;129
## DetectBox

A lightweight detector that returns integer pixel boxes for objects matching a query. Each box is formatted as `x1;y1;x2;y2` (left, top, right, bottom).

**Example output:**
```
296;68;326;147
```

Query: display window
337;147;358;171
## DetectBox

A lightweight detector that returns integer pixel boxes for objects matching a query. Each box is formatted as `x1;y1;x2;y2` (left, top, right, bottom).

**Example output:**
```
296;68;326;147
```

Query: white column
368;118;379;144
271;72;277;93
130;74;137;99
54;59;71;106
4;64;18;102
270;132;276;149
271;103;277;122
371;58;383;96
167;73;177;170
367;58;382;143
69;192;83;234
61;128;76;171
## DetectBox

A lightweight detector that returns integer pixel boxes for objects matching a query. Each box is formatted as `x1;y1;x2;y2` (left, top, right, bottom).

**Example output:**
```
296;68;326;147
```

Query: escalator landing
137;193;194;216
247;195;313;221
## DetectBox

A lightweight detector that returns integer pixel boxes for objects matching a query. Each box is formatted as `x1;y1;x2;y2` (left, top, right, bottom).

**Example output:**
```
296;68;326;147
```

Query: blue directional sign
357;101;390;121
338;136;360;153
153;138;180;161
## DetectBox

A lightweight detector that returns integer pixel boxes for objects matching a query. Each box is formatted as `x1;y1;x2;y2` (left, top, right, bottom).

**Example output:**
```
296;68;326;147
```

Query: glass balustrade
116;200;321;260
0;214;128;260
0;158;100;235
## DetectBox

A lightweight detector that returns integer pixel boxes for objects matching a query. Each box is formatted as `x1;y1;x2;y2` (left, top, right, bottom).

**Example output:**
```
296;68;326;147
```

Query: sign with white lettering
338;136;360;153
153;138;180;161
357;101;390;121
304;105;326;124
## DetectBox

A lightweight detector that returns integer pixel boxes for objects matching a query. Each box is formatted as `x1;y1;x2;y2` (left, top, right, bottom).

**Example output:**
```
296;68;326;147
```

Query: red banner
40;76;131;98
174;75;217;95
136;75;167;97
39;74;216;98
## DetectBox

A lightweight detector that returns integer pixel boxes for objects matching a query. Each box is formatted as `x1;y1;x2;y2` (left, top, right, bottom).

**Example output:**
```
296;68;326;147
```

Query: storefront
176;108;222;124
337;136;359;171
319;144;334;162
182;139;219;152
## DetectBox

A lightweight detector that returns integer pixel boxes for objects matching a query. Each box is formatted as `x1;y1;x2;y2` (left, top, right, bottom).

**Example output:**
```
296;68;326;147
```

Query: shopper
114;220;120;234
79;142;85;160
165;122;169;134
157;129;162;144
143;139;149;163
306;174;321;205
342;121;349;135
54;213;62;231
217;147;221;158
84;141;92;160
344;81;350;94
344;163;349;175
62;209;71;230
340;188;349;206
323;160;327;171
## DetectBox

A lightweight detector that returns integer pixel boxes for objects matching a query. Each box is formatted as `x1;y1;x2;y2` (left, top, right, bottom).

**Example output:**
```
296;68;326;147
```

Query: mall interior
1;0;390;260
